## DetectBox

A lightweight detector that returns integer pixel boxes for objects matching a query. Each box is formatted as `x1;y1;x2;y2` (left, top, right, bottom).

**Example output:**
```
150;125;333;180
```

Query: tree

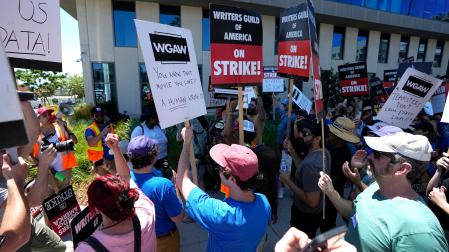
64;74;85;101
321;69;341;109
15;69;67;104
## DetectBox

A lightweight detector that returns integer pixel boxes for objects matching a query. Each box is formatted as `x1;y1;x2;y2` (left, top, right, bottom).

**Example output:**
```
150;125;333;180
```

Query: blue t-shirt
84;125;113;160
131;170;183;237
186;187;271;252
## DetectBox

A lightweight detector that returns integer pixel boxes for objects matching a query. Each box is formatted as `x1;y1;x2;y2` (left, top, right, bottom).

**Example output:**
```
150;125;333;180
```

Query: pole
184;120;198;185
321;118;326;220
272;92;275;121
238;86;244;145
285;79;294;138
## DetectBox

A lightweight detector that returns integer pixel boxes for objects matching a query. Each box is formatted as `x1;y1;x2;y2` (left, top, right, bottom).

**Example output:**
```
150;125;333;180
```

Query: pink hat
209;144;258;181
35;107;54;117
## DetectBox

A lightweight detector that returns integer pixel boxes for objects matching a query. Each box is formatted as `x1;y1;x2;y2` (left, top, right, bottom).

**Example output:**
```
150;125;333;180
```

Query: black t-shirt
328;145;351;195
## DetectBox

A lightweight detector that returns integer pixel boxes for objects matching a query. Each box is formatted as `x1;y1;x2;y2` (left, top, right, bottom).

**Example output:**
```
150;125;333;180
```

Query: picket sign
378;68;443;128
292;85;312;114
135;20;207;129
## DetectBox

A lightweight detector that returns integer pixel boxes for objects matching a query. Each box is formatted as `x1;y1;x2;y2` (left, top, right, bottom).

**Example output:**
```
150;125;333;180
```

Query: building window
202;9;210;51
398;36;409;62
274;17;279;55
113;1;137;47
434;40;444;67
160;5;180;27
356;30;368;62
139;63;151;107
332;27;345;60
92;63;117;109
378;33;390;63
417;38;427;62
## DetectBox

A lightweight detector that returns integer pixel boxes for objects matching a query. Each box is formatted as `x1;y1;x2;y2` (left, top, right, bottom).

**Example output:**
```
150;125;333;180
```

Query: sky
60;9;82;76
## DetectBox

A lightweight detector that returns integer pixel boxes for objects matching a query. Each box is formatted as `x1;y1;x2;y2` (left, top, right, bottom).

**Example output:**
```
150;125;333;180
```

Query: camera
41;139;75;152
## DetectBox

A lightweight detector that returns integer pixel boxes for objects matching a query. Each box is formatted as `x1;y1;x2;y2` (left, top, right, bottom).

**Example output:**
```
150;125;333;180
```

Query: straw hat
328;117;360;143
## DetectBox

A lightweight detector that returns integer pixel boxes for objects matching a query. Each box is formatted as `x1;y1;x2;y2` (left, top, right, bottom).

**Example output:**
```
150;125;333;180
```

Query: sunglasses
372;150;395;161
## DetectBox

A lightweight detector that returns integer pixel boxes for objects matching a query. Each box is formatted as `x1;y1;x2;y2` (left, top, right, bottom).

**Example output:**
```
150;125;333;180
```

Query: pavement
179;189;294;252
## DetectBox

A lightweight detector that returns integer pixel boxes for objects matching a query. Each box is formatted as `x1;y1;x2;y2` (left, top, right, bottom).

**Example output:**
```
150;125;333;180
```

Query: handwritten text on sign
135;20;206;129
0;0;61;70
377;68;442;128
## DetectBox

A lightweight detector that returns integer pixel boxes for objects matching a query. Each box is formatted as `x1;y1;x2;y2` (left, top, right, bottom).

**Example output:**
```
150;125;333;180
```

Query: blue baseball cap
127;135;157;157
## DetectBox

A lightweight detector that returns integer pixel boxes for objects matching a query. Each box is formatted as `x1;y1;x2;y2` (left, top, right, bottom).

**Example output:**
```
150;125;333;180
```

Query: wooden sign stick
238;86;244;145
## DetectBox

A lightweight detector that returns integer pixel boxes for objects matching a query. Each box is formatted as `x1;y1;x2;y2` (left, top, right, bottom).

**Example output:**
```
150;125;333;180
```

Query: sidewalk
179;190;294;252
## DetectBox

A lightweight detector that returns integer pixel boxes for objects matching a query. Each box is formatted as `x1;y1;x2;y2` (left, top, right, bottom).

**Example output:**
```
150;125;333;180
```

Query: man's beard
367;160;392;179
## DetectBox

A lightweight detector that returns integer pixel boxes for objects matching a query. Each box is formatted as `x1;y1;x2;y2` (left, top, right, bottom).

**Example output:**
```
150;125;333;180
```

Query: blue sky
61;9;82;75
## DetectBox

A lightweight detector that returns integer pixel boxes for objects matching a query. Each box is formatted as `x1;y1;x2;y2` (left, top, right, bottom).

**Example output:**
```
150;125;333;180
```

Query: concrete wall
75;0;449;116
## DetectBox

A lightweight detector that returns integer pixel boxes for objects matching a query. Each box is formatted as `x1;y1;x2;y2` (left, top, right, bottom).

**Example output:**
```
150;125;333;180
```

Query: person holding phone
319;132;448;251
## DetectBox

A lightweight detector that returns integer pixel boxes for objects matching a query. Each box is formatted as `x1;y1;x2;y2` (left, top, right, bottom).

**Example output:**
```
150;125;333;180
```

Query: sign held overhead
135;20;206;129
0;0;62;71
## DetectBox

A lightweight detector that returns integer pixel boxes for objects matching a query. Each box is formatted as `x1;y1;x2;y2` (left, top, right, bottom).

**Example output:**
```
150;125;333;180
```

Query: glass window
365;0;378;9
356;30;368;62
113;1;137;47
398;36;409;62
332;27;345;60
434;40;444;67
160;5;180;27
202;9;210;51
92;63;117;110
139;63;151;107
274;17;279;55
417;38;427;62
378;33;390;63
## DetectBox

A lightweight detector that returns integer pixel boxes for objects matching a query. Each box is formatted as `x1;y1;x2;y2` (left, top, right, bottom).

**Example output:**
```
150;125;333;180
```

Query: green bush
72;103;94;121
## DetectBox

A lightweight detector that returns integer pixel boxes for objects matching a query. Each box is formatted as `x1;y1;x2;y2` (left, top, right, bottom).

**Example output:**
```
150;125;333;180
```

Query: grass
49;104;281;204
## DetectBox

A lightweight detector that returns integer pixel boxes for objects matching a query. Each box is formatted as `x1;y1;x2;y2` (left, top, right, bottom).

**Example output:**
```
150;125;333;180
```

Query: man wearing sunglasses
280;120;331;238
319;132;448;251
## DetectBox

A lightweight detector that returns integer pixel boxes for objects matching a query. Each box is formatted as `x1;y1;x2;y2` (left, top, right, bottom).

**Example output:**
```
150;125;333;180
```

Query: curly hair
129;146;158;169
87;174;139;221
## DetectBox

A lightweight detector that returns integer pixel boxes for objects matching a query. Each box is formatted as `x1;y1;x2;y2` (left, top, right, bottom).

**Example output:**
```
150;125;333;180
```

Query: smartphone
17;91;36;101
302;225;347;252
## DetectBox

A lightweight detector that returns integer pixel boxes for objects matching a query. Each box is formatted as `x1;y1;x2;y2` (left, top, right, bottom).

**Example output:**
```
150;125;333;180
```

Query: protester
0;155;31;252
242;119;278;223
427;153;449;238
274;96;296;152
274;227;356;252
280;120;331;238
131;104;171;179
85;107;114;174
33;107;77;189
246;90;266;145
127;135;184;252
176;127;271;251
324;117;359;231
319;132;448;251
76;133;156;251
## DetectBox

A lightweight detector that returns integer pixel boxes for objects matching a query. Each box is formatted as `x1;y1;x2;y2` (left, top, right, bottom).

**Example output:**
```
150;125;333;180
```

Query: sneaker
278;187;284;199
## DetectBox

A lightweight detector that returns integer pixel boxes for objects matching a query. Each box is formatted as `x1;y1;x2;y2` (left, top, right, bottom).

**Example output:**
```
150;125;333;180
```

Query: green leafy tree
15;69;67;104
65;74;85;101
321;69;341;109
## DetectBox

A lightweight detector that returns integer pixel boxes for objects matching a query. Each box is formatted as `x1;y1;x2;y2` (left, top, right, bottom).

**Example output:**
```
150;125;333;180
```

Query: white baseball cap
364;132;432;161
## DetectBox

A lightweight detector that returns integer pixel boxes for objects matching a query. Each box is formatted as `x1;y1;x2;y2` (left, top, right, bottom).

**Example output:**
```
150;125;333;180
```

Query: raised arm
318;172;353;219
27;147;56;208
0;155;31;252
105;134;130;181
176;127;197;200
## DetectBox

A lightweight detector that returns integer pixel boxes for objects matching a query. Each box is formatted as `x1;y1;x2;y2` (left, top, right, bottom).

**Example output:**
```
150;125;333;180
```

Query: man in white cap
319;132;448;251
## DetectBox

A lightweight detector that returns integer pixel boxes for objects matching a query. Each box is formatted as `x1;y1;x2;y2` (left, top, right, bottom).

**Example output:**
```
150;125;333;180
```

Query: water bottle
280;150;292;174
50;168;66;182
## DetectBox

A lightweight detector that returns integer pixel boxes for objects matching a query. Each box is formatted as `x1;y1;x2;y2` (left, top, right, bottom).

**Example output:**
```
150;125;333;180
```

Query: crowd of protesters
4;89;449;252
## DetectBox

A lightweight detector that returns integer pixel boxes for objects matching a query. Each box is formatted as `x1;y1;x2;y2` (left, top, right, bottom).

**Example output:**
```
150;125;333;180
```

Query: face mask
220;183;231;198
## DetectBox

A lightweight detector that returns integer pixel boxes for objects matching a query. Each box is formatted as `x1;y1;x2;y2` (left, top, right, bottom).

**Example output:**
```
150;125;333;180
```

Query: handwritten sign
0;0;62;71
43;185;81;237
135;20;206;129
292;85;312;114
263;79;284;93
377;68;442;129
0;45;28;149
71;207;102;248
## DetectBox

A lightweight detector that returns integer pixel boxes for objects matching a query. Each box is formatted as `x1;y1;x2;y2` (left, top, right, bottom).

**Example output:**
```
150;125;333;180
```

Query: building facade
61;0;449;117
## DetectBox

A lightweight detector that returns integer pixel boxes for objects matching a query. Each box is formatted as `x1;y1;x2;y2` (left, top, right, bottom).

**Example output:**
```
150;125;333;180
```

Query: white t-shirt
130;123;168;160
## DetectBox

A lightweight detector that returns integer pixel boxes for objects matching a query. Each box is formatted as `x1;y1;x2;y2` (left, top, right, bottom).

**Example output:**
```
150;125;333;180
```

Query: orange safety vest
33;124;78;170
86;122;104;162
